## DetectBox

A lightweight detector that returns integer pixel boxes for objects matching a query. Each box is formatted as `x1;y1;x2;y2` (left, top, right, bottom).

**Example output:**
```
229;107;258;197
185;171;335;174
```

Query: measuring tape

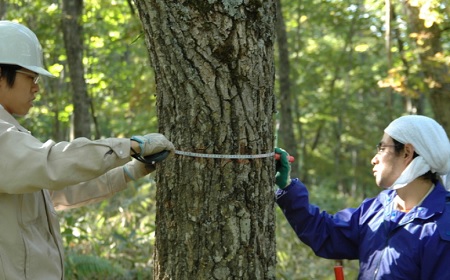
174;150;275;159
141;150;293;164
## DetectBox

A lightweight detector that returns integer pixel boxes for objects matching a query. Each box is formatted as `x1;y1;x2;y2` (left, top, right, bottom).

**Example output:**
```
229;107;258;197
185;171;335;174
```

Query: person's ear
403;143;415;162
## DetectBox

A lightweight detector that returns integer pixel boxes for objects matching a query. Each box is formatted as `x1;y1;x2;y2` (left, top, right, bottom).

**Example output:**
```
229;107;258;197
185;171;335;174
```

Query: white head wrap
384;115;450;190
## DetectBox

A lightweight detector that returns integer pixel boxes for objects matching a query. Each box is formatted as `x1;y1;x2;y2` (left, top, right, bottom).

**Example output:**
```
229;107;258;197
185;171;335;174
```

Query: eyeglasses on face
16;70;40;84
375;143;398;154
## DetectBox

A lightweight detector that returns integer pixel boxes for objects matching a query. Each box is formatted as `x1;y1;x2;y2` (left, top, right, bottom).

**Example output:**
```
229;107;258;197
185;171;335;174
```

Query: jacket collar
417;182;448;216
0;105;31;133
379;182;448;222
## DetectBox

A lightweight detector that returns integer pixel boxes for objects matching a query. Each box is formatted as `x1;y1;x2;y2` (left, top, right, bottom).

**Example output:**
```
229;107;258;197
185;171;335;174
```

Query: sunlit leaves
409;0;445;27
354;43;369;52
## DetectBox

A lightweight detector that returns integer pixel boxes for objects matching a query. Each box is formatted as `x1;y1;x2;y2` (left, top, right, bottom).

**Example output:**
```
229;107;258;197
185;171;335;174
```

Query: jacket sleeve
0;121;131;194
49;165;129;211
276;178;361;260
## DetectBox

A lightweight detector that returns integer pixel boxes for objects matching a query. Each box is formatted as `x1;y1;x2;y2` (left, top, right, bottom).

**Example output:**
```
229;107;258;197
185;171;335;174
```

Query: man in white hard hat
0;20;175;279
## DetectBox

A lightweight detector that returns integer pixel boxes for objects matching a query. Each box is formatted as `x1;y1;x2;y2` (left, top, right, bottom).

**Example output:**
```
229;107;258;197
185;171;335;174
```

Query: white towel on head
384;115;450;190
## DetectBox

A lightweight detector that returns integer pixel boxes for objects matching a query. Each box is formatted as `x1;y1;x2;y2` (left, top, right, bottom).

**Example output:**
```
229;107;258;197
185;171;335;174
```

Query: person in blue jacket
275;115;450;279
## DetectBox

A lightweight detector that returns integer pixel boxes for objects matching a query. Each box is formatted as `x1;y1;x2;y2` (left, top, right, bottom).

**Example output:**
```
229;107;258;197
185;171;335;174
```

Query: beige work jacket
0;107;131;280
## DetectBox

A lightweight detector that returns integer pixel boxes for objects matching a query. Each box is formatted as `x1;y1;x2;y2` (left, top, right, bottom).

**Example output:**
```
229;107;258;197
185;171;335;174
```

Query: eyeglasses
16;70;40;84
375;143;398;154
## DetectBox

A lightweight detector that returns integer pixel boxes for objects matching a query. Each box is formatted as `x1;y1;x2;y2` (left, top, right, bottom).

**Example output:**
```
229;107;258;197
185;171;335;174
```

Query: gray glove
131;133;175;157
123;159;155;181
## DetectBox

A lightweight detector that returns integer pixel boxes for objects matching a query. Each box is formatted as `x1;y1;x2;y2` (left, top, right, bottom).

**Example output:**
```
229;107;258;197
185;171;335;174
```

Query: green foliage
65;254;128;280
60;179;156;279
81;0;157;137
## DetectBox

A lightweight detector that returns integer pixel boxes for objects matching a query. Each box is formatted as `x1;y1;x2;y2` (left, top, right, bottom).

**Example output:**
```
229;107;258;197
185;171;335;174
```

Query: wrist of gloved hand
123;159;155;181
275;147;292;189
130;133;175;157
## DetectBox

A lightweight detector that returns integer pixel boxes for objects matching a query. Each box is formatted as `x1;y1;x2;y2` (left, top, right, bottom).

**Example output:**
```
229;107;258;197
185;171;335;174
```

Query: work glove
130;133;175;157
123;159;155;181
275;147;291;189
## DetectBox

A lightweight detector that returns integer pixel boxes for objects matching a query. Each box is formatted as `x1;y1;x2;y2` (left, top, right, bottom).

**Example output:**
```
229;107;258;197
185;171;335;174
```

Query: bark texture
134;0;277;279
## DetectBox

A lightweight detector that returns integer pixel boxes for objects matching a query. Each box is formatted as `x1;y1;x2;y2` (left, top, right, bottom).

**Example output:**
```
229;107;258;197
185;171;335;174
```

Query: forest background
1;0;449;279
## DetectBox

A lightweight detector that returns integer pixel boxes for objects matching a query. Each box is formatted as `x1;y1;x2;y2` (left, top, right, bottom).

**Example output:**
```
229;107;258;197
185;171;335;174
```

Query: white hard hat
0;20;54;77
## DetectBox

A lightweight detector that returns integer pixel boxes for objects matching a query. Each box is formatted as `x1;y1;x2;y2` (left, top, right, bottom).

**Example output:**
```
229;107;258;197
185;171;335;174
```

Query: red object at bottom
334;266;344;280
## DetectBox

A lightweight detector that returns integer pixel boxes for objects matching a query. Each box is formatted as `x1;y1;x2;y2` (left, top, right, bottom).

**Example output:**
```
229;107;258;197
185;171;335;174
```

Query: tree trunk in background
403;2;450;133
61;0;91;138
0;0;6;19
134;0;277;279
275;0;299;177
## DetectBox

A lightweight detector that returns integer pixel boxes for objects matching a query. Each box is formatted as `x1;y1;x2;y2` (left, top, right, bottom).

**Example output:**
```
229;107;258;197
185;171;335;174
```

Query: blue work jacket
276;179;450;279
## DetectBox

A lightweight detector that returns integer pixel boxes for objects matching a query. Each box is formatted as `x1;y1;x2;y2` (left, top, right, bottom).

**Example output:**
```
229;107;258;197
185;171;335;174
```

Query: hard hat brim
20;64;55;78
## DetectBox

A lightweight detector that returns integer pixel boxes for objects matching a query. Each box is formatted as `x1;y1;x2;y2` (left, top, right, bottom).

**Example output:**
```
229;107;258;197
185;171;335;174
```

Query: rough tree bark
134;0;277;279
61;0;91;138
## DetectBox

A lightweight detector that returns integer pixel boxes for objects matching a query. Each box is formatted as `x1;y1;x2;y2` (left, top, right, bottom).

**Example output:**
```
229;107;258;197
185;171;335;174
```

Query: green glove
275;147;291;189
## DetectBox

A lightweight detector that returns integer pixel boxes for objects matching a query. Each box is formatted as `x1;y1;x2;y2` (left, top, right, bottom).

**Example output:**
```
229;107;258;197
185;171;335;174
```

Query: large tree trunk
134;1;277;279
403;2;450;133
61;0;91;138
